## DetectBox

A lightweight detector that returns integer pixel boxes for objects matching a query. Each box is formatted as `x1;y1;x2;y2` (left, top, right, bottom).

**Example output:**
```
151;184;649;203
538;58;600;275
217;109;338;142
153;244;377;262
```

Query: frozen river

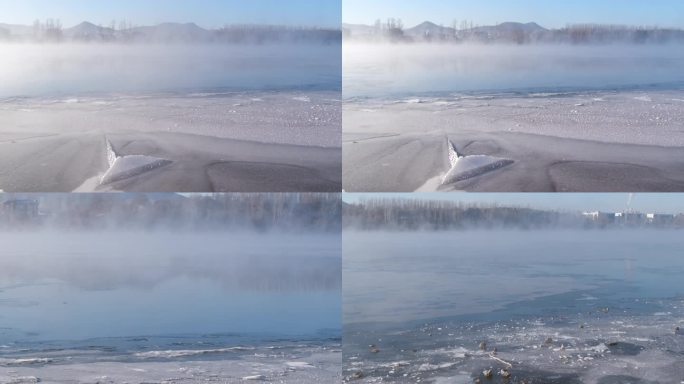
0;232;342;383
0;43;342;192
343;230;684;383
343;43;684;192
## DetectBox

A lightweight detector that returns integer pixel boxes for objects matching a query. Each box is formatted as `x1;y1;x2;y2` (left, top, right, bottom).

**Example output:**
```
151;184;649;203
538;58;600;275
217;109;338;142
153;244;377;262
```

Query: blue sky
343;194;684;214
0;0;340;29
344;0;684;29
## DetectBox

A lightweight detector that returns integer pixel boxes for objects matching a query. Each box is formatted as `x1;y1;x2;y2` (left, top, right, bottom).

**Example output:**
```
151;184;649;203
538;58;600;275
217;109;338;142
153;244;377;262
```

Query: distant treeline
344;19;684;44
0;193;341;232
216;25;341;44
0;20;341;44
343;198;684;230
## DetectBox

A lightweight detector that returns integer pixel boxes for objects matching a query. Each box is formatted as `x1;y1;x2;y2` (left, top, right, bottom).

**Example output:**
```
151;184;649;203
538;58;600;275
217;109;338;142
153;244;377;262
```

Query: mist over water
344;230;684;327
344;43;684;98
0;232;341;343
0;43;341;98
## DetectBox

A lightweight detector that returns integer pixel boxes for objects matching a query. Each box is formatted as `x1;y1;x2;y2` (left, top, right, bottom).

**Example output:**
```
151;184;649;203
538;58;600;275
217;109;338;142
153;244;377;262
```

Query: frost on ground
343;89;684;192
0;342;341;384
0;91;341;192
343;297;684;384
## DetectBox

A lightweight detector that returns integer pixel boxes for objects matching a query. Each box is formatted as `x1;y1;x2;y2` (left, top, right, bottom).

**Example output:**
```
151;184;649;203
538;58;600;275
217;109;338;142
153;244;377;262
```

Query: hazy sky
344;0;684;29
343;194;684;214
0;0;340;29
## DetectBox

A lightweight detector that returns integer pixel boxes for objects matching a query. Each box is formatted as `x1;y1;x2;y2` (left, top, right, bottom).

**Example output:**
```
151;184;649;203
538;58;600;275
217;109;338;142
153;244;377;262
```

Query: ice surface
345;294;684;384
0;43;343;172
0;90;341;148
343;231;684;383
343;89;684;192
0;343;341;383
0;90;342;192
345;90;684;147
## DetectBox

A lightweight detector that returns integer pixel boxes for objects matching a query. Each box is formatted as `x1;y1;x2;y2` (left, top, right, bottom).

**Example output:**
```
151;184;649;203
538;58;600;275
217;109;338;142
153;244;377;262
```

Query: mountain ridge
0;21;341;43
343;20;684;44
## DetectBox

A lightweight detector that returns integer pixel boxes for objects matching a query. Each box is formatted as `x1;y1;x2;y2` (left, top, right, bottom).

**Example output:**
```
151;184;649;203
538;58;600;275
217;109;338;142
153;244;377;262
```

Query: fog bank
344;43;684;97
0;43;341;97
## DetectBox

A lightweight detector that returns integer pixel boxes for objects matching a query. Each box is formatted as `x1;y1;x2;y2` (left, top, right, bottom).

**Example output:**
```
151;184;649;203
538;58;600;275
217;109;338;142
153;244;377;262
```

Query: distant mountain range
404;21;546;38
343;21;547;37
343;20;684;44
0;21;341;44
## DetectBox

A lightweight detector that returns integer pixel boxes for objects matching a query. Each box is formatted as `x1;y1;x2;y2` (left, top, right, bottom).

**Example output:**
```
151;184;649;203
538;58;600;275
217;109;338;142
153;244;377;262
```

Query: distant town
343;19;684;44
343;198;684;230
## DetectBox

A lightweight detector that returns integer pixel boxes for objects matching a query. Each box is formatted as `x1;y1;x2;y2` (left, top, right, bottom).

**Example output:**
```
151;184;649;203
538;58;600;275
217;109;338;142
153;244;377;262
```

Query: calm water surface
344;44;684;98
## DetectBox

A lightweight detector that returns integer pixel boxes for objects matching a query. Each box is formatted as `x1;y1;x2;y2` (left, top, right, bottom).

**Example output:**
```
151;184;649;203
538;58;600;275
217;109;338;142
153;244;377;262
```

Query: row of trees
215;25;340;44
0;19;341;44
5;195;681;232
0;193;341;232
32;18;64;41
344;18;684;45
343;198;684;231
344;198;564;230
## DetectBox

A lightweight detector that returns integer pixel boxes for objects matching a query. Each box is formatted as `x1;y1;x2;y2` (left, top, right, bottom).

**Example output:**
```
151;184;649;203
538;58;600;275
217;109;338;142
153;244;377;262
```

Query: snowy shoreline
0;90;341;192
0;340;342;383
343;89;684;192
344;295;684;384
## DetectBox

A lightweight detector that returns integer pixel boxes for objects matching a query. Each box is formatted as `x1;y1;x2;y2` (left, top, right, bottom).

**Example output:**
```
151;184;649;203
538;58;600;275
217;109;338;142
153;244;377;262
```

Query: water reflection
0;232;341;342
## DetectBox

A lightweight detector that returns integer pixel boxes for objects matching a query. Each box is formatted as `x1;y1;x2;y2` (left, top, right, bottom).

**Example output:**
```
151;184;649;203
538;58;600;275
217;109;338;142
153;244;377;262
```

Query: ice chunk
0;357;52;366
134;347;252;359
6;377;41;384
292;96;311;102
442;140;514;185
100;155;171;185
